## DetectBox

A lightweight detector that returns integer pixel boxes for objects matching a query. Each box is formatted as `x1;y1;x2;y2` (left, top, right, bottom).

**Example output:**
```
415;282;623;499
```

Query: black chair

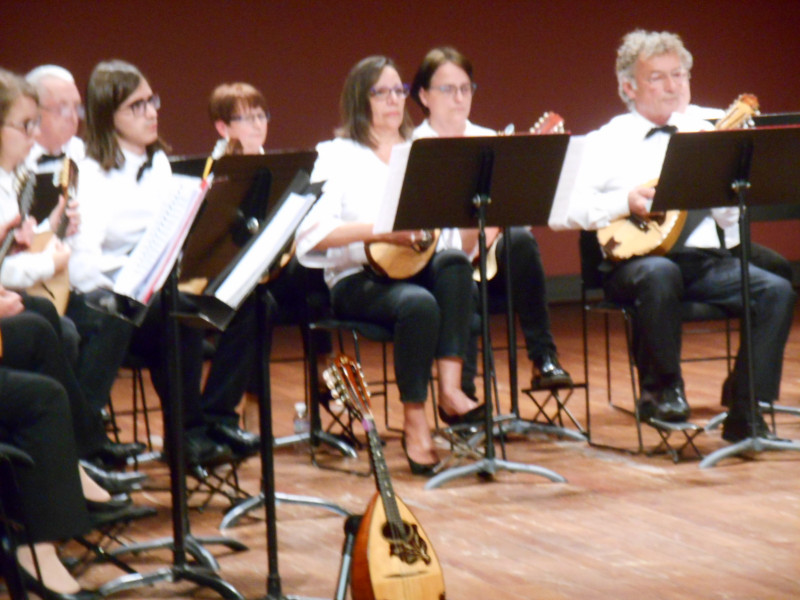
579;230;736;461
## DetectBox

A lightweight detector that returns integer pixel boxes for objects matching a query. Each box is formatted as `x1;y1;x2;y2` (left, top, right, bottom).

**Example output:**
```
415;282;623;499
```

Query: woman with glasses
296;56;482;476
0;68;73;295
410;47;572;393
1;68;135;600
208;82;270;157
68;60;260;466
208;82;335;403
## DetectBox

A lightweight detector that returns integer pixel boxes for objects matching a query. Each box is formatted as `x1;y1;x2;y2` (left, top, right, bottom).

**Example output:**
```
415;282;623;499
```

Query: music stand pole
101;268;245;599
699;143;800;467
425;149;566;489
492;229;585;443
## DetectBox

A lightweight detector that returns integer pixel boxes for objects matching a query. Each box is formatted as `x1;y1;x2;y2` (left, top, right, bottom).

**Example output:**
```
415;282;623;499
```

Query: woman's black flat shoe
437;403;486;427
401;437;438;477
21;568;100;600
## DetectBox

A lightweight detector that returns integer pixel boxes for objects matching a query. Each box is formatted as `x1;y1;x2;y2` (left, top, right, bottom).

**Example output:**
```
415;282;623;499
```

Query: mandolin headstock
530;111;565;134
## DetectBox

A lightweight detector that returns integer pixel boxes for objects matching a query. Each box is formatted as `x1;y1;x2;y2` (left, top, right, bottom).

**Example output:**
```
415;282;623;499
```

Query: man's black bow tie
645;125;678;139
37;152;66;164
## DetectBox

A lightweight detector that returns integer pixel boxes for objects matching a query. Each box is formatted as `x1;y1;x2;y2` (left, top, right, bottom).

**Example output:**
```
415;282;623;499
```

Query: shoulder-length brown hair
85;59;167;171
336;55;413;148
410;47;474;117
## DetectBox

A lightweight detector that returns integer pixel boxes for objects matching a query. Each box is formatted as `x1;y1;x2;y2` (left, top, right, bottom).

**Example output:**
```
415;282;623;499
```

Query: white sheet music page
548;135;586;230
374;140;412;234
213;190;318;309
113;174;208;303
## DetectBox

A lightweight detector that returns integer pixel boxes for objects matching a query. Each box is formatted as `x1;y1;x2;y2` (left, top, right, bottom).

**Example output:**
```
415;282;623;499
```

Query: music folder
87;173;209;325
174;151;320;330
381;133;570;231
652;126;800;213
31;172;61;224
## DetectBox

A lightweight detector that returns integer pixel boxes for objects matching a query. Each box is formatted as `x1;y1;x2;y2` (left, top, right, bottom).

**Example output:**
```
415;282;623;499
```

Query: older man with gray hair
569;29;795;442
25;65;85;168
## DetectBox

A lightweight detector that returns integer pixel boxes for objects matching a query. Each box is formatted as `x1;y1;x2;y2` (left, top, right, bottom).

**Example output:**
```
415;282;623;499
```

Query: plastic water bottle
293;402;309;436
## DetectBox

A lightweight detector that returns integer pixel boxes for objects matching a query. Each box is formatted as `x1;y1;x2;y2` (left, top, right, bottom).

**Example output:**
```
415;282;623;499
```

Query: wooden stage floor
9;302;800;600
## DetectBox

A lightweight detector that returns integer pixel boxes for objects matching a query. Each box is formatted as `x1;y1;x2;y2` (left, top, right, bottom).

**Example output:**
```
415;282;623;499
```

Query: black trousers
604;249;796;411
0;369;90;543
331;250;474;403
69;289;259;433
2;305;108;460
461;227;559;394
268;256;333;355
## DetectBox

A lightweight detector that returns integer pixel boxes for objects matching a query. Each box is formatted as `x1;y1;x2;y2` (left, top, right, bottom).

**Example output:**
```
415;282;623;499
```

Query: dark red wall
3;0;798;274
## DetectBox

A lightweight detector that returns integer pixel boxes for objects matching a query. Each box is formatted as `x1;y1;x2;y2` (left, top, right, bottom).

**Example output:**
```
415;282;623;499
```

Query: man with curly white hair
569;29;795;442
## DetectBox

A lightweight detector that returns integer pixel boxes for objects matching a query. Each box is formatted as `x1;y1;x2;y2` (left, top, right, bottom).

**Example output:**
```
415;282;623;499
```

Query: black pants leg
1;312;108;459
331;250;473;403
0;368;90;543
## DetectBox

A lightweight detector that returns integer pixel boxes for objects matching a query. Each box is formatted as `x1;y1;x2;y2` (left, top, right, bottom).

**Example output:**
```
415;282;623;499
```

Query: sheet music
113;174;208;303
374;140;412;233
548;135;586;230
213;190;318;309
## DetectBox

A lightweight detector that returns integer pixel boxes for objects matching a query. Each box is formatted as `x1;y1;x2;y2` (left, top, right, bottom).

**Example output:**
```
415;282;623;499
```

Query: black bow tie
136;153;154;182
645;125;678;139
37;152;66;164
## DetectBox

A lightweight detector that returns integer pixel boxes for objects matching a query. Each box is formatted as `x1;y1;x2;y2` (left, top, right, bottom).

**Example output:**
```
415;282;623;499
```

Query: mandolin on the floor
324;355;446;600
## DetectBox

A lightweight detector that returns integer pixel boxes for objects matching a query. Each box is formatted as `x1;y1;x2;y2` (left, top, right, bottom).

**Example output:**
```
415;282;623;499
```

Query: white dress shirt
295;137;392;288
26;136;86;172
69;149;172;292
412;119;497;255
0;167;56;288
567;110;739;249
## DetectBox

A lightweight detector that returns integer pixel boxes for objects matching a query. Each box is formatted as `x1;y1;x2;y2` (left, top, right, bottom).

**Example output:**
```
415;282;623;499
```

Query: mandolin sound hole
382;521;432;565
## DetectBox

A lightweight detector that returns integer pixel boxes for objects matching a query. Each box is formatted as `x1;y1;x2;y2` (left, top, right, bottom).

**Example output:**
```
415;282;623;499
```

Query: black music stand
387;134;570;490
183;155;343;600
647;126;800;468
99;156;328;600
181;157;336;600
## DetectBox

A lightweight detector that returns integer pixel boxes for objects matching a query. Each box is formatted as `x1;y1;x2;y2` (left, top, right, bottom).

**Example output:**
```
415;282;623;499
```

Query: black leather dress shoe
636;389;660;422
721;410;783;443
532;353;573;389
80;460;147;494
653;384;691;422
184;433;233;466
208;423;261;457
92;441;146;468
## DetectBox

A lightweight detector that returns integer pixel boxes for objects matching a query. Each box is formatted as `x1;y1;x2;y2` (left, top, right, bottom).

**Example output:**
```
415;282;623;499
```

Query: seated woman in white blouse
296;56;483;476
67;60;260;466
410;46;572;392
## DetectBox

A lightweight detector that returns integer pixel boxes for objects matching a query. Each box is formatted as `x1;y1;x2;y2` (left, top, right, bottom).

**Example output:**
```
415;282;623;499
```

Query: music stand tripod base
424;457;566;490
274;430;358;457
220;491;352;530
699;437;800;469
99;564;245;600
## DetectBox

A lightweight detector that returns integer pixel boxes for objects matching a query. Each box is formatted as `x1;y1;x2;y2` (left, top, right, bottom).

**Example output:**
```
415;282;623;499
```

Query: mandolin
27;156;78;314
366;228;440;280
597;94;760;261
0;169;36;271
475;111;566;281
323;355;446;600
